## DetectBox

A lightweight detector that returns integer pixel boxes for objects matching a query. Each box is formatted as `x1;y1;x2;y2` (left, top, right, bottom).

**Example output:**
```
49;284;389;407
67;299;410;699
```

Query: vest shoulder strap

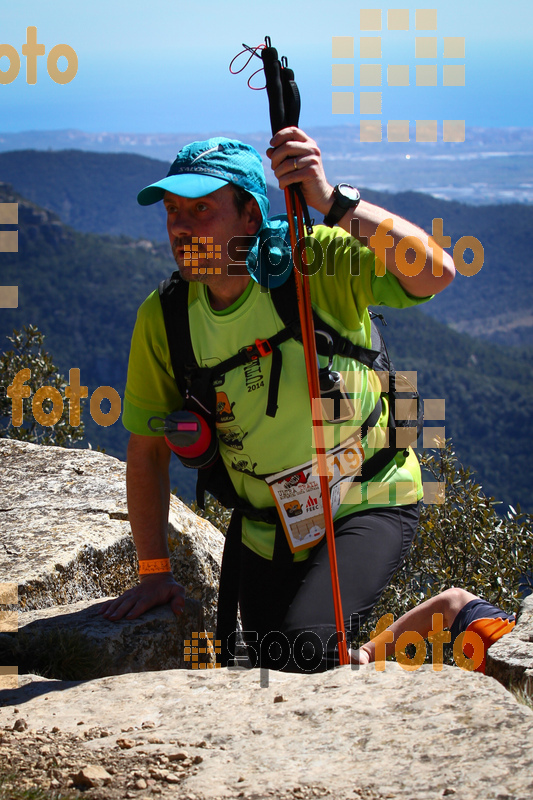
271;272;383;369
158;271;195;401
157;270;423;507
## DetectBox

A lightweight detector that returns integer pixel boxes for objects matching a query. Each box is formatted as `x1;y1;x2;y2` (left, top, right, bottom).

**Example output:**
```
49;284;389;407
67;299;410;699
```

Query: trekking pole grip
261;41;286;135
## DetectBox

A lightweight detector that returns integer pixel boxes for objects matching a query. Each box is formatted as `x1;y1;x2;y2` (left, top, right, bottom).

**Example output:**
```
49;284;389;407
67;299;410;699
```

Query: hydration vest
157;269;423;519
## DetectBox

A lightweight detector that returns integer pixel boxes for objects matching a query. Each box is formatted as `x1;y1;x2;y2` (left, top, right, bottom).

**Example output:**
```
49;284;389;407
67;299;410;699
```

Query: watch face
337;184;360;204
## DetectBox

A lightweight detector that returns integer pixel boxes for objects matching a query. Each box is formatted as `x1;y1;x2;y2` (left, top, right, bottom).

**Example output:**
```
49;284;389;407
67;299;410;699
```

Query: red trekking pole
252;37;350;666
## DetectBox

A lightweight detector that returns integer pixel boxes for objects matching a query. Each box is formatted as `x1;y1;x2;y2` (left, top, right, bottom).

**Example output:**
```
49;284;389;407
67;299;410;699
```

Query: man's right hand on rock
97;573;186;621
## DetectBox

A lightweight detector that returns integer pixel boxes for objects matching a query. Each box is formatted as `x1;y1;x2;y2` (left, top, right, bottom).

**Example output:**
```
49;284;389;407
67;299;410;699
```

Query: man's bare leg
350;587;478;665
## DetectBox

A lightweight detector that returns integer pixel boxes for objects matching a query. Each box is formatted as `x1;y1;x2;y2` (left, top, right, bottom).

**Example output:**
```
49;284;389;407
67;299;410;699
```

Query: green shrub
0;326;85;447
182;493;232;536
374;440;531;621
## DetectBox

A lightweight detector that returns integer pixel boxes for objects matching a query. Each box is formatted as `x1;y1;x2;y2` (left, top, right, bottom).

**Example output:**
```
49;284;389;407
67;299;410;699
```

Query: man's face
164;184;261;285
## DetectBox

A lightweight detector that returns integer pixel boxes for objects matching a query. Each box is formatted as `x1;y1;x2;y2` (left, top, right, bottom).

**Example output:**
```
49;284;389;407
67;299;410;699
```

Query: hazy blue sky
0;0;532;134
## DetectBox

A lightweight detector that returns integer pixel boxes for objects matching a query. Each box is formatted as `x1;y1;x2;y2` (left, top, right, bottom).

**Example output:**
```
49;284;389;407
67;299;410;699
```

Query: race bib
265;435;364;553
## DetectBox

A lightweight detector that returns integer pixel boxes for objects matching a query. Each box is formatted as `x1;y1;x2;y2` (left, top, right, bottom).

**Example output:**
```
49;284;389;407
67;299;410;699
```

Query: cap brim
137;174;229;206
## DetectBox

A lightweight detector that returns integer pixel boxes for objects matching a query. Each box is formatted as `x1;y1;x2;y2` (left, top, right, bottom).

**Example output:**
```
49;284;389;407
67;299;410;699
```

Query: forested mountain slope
1;184;531;509
2;148;532;345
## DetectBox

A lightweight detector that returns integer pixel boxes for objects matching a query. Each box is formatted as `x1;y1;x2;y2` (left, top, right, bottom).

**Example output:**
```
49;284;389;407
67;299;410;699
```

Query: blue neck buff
246;215;294;289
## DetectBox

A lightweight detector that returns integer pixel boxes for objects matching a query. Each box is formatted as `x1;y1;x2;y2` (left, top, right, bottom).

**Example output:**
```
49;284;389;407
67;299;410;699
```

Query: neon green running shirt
123;225;431;560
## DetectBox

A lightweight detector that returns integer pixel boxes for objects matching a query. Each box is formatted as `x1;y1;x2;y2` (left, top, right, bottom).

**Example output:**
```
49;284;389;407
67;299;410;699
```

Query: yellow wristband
138;558;172;575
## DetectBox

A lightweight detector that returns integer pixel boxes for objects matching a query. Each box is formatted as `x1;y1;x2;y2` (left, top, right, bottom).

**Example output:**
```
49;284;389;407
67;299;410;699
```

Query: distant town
1;125;532;206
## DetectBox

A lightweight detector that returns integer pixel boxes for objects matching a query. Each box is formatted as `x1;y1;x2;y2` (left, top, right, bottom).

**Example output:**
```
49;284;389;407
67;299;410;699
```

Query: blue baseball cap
137;137;270;222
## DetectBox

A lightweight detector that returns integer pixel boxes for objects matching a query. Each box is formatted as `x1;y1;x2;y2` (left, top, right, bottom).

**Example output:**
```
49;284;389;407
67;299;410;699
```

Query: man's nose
168;211;193;236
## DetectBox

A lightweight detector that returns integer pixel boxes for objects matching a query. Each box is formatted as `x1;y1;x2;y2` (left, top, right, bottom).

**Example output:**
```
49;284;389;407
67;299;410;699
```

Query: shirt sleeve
122;289;183;436
366;257;434;309
310;225;433;326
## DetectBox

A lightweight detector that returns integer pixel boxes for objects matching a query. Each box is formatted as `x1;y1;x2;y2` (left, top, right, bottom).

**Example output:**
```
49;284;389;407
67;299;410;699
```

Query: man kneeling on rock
99;126;455;672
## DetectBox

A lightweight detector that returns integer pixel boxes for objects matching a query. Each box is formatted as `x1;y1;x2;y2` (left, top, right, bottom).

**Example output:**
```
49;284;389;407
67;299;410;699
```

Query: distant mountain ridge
2;124;532;157
0;149;170;242
1;125;533;204
1;148;532;346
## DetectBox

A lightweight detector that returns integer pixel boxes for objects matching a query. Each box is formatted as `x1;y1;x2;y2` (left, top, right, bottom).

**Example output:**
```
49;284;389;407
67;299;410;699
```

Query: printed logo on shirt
230;453;258;476
218;426;248;451
239;346;265;391
216;392;235;423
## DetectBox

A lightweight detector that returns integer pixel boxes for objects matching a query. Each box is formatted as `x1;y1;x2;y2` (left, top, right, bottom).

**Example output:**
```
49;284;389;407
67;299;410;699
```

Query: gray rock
1;665;533;800
0;439;223;621
3;597;214;678
71;765;113;787
486;593;533;696
0;439;224;676
1;440;533;796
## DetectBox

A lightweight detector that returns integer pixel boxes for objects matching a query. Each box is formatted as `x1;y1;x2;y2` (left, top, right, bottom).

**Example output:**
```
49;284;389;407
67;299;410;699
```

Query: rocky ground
2;717;202;800
1;718;257;800
1;666;533;800
2;442;532;800
0;719;376;800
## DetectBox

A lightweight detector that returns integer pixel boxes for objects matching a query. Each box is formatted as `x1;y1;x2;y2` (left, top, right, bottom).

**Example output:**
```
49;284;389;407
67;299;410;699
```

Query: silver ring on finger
293;158;298;171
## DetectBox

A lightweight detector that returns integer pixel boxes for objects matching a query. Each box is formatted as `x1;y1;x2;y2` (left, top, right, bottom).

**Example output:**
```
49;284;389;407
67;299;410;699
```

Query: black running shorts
238;503;420;673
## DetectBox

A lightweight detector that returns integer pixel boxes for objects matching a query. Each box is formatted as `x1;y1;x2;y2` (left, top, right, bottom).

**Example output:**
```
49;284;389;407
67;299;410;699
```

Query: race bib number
265;435;364;553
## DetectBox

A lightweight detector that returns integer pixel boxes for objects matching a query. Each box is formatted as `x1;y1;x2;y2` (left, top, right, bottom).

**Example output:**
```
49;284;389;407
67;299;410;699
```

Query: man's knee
243;628;325;673
441;587;478;628
288;629;326;672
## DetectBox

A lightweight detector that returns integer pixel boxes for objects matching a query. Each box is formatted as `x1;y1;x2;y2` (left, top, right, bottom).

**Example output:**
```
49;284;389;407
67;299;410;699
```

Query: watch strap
323;184;360;227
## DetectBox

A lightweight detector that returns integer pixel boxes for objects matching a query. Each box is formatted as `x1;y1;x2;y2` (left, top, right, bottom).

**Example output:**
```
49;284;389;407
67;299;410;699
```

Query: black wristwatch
323;183;361;227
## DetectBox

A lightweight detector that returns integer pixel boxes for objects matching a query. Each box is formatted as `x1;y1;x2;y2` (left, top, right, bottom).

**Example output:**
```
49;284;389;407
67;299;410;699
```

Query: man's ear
245;198;262;235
